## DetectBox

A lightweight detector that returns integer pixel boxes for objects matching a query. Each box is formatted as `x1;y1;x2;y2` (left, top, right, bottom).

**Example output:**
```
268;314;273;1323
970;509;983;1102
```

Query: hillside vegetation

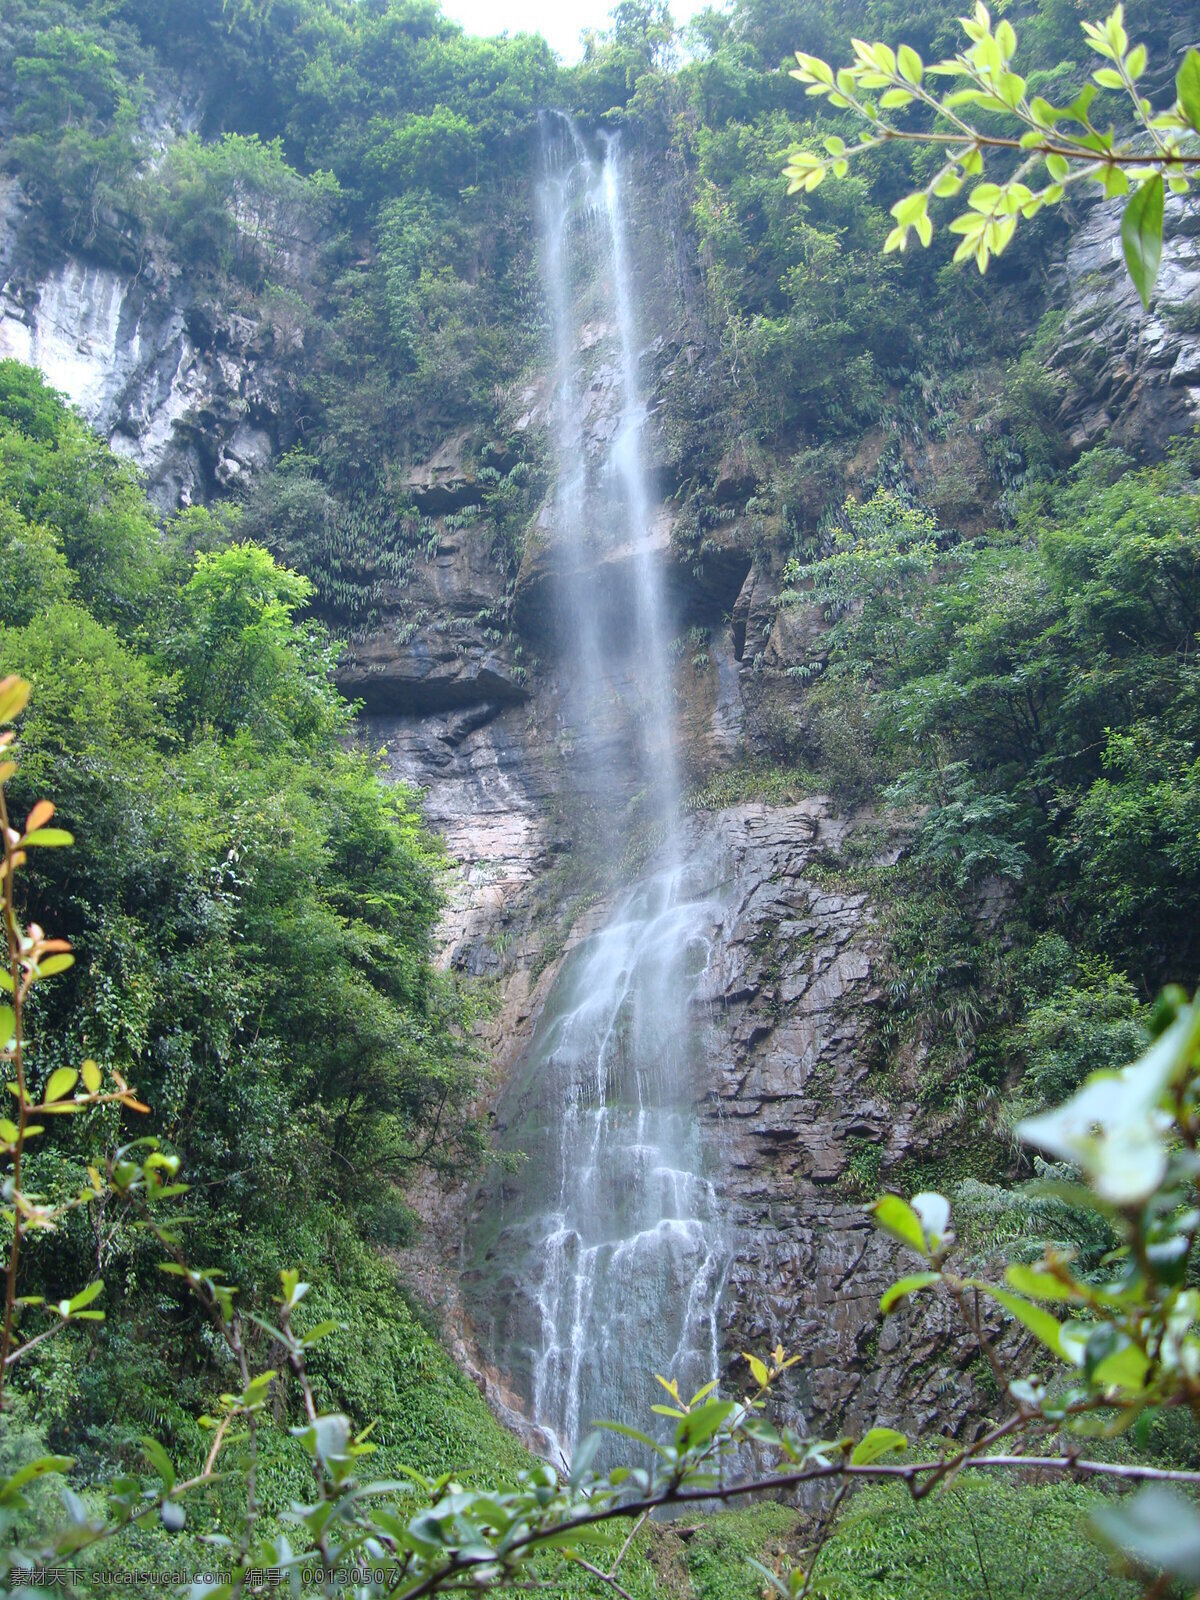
1;0;1199;1595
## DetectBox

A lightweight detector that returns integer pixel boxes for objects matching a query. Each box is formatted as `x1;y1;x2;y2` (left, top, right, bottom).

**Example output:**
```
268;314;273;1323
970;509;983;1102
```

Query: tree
783;3;1200;304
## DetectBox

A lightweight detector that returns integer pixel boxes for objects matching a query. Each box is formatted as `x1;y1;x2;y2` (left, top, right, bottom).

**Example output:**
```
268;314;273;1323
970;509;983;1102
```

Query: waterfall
465;116;730;1462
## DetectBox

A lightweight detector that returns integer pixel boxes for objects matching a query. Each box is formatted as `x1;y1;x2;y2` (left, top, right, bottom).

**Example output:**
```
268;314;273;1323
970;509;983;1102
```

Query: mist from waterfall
464;115;730;1462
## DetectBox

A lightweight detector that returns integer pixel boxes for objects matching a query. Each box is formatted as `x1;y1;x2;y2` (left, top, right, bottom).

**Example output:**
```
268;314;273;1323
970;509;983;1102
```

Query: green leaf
1092;1338;1151;1390
744;1352;770;1387
1176;48;1200;131
880;1271;941;1312
676;1400;736;1450
37;953;75;978
66;1280;104;1313
44;1067;78;1103
0;678;30;724
933;170;964;197
1121;175;1163;307
898;44;923;84
871;1194;929;1254
891;191;927;225
1064;83;1098;125
1004;1264;1080;1302
142;1437;176;1491
81;1059;102;1093
0;1455;74;1502
22;828;74;848
299;1318;339;1348
973;1282;1065;1357
0;1005;14;1047
851;1426;907;1465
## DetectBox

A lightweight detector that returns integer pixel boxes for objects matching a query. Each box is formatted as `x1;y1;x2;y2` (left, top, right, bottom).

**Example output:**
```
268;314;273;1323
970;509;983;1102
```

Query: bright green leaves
1178;49;1200;132
871;1194;929;1253
0;675;30;726
1081;4;1129;64
783;149;826;194
886;190;932;252
973;1284;1066;1359
1121;174;1164;308
743;1354;770;1389
785;4;1190;304
142;1437;177;1493
34;951;74;975
898;45;924;86
850;1426;907;1465
675;1399;737;1451
57;1279;105;1322
880;1271;941;1313
44;1066;78;1104
1004;1263;1080;1303
277;1267;310;1312
19;803;73;850
870;1191;952;1257
0;1455;74;1508
22;828;73;848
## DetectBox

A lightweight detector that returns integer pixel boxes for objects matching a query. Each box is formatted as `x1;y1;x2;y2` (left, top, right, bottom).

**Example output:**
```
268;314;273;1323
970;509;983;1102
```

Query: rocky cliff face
0;175;305;507
8;128;1200;1448
1052;194;1200;457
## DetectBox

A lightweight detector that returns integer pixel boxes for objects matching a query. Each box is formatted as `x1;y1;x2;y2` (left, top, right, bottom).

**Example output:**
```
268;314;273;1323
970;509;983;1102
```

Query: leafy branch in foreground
783;3;1200;305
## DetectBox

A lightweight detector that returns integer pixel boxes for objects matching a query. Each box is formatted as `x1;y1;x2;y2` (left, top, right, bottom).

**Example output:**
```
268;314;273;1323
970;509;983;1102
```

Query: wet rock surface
694;804;982;1436
403;798;990;1444
338;524;528;716
1052;194;1200;456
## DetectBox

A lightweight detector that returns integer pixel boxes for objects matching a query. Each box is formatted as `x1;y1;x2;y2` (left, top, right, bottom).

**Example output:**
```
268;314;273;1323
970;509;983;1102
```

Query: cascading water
464;116;730;1461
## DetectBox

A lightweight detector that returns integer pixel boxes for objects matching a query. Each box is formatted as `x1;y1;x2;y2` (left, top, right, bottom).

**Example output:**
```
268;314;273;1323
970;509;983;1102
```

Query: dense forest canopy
0;0;1199;1594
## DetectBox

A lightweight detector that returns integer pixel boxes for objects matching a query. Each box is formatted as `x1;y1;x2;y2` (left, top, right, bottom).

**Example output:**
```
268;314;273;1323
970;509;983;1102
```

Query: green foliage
142;133;338;289
0;2;146;242
809;1478;1135;1598
785;4;1199;302
0;502;74;626
0;369;486;1476
786;451;1200;981
0;361;164;626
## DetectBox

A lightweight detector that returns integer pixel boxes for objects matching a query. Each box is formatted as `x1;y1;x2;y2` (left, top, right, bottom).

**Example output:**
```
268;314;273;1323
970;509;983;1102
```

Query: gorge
3;0;1200;1593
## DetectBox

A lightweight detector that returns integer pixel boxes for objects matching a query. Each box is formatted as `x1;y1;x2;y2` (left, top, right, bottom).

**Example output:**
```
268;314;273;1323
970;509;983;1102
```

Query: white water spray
466;116;729;1460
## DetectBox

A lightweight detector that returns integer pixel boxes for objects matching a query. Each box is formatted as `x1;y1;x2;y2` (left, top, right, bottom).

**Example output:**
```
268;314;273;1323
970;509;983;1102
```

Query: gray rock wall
0;177;297;507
